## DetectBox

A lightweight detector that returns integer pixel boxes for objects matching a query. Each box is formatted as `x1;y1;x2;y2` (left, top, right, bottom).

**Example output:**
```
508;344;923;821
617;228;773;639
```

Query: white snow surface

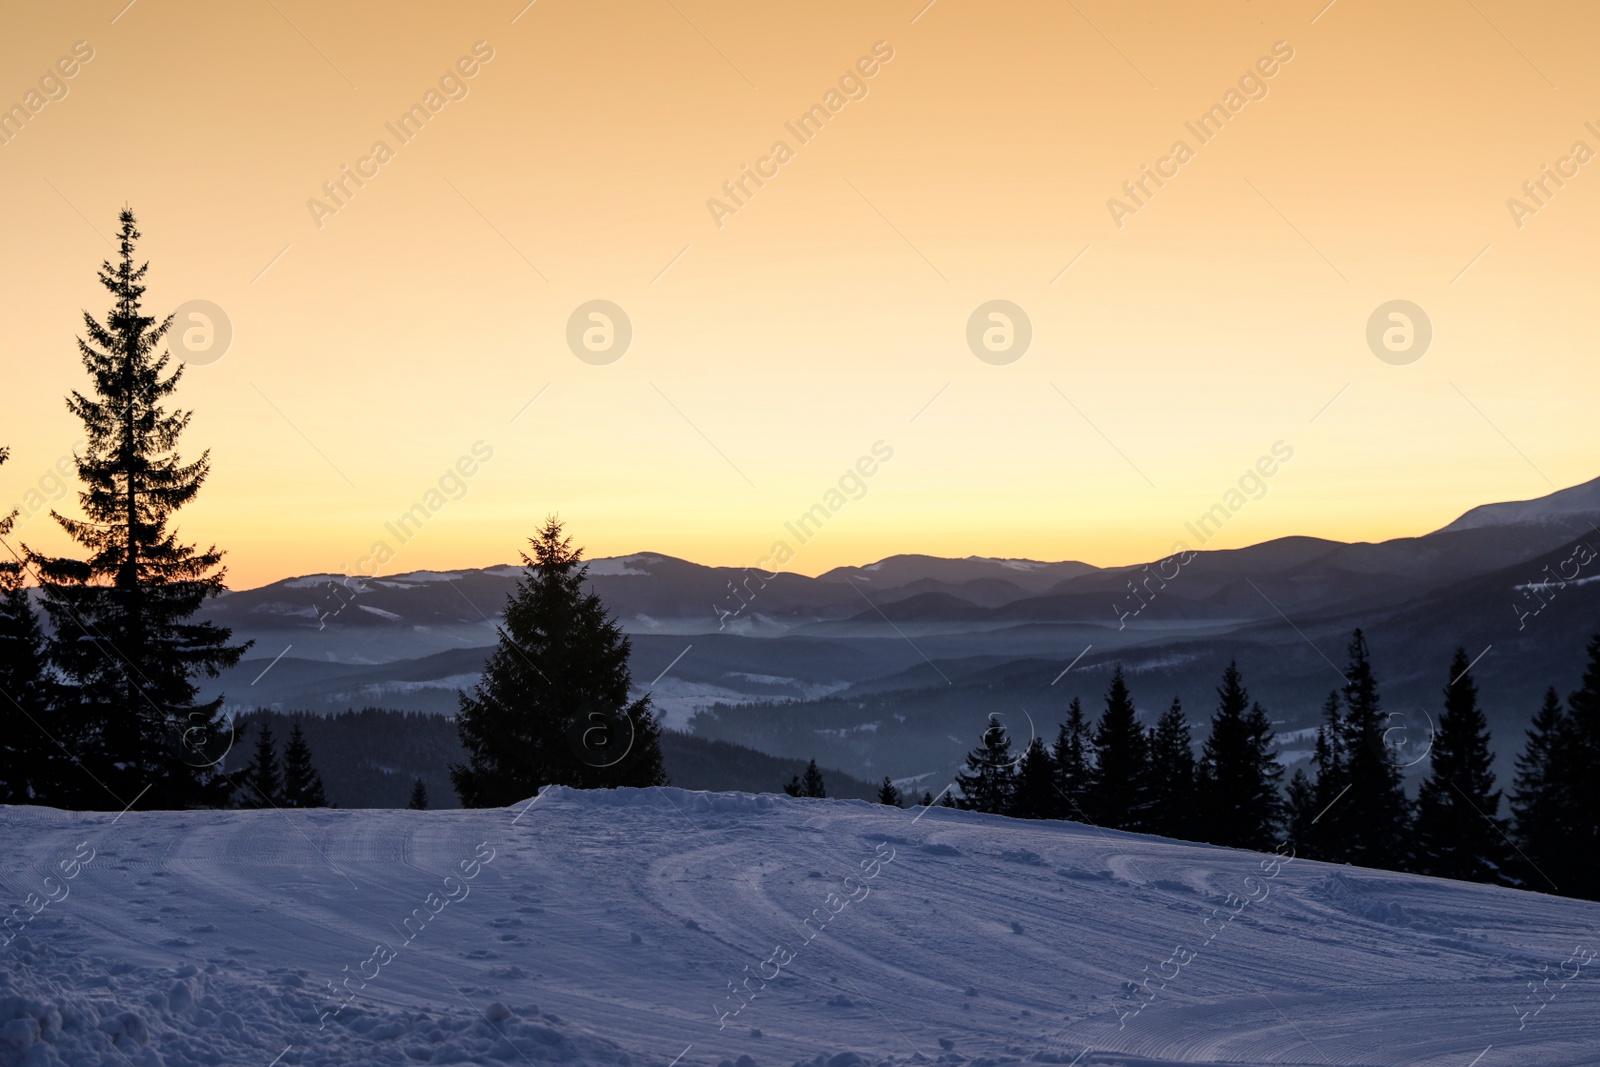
3;788;1599;1066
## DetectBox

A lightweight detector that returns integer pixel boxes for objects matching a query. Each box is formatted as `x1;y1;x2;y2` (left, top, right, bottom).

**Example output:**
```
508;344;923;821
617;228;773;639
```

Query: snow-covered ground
3;788;1599;1066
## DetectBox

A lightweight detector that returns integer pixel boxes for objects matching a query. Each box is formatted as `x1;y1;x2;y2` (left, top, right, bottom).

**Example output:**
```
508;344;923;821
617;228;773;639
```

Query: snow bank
3;790;1598;1065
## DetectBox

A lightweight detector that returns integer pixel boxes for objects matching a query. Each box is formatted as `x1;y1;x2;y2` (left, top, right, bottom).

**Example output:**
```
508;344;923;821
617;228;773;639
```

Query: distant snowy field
3;788;1598;1066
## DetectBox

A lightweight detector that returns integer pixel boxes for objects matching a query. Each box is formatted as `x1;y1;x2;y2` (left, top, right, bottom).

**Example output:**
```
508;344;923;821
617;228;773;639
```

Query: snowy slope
3;789;1599;1066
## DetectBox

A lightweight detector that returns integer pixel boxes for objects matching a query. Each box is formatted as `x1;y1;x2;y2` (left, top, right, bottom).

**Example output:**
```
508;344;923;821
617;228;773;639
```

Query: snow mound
5;790;1599;1065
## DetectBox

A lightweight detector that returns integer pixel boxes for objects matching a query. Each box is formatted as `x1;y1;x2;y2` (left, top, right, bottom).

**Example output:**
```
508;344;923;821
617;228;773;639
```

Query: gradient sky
2;0;1596;589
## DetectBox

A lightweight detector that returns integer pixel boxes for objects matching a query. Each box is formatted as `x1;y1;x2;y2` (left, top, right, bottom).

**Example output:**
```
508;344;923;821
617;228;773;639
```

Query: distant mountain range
200;476;1600;788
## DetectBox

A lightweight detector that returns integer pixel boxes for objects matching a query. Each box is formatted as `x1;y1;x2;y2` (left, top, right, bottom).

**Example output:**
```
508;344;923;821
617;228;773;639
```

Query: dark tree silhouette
1197;663;1284;850
29;211;248;809
955;714;1015;814
238;722;281;809
1051;697;1093;822
1289;689;1347;859
876;776;903;807
1511;686;1567;893
1524;635;1600;899
0;460;61;805
452;517;666;807
1088;667;1149;830
1011;735;1057;819
801;758;827;798
1330;630;1411;866
1414;648;1506;884
281;722;329;808
1146;697;1197;840
409;777;429;810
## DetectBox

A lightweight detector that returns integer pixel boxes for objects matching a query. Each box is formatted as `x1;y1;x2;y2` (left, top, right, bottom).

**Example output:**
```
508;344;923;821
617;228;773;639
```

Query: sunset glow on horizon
3;0;1596;589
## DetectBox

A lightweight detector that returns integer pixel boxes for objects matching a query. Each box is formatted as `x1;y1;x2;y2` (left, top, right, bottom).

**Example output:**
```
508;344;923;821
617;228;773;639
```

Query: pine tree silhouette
238;722;281;809
29;210;248;810
1284;766;1317;849
1195;661;1286;852
1146;697;1197;840
409;777;429;810
1088;667;1149;830
281;722;329;808
1542;635;1600;899
955;714;1015;814
875;776;902;807
919;790;935;807
1051;696;1094;822
452;517;666;806
1011;736;1057;819
801;759;827;798
1290;689;1348;859
783;773;803;797
1510;686;1568;894
1331;630;1411;867
0;469;61;804
1413;648;1506;884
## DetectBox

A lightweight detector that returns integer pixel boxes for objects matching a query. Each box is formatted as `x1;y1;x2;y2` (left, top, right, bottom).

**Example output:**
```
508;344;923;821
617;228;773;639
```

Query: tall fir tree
875;776;903;807
408;777;429;810
1331;630;1411;867
1198;663;1285;849
1413;648;1507;884
955;714;1015;814
280;722;329;808
1510;687;1568;893
1146;697;1197;840
1011;735;1057;819
1051;696;1094;821
1088;667;1150;831
238;722;281;809
0;466;62;804
452;518;666;807
29;211;248;810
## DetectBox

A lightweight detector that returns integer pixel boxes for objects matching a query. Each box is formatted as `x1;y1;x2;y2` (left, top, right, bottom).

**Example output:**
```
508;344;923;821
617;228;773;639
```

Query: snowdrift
2;787;1598;1066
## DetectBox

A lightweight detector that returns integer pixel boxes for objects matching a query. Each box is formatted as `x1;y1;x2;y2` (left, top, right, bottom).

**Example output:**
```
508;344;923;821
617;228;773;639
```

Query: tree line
847;631;1599;902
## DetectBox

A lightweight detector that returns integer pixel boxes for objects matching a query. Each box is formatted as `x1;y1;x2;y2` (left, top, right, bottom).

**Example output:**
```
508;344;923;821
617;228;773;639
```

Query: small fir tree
876;776;903;807
955;714;1015;814
452;517;666;807
280;722;329;808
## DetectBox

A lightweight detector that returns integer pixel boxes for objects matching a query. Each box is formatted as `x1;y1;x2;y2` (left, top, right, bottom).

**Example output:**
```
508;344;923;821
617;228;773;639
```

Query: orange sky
1;0;1596;589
